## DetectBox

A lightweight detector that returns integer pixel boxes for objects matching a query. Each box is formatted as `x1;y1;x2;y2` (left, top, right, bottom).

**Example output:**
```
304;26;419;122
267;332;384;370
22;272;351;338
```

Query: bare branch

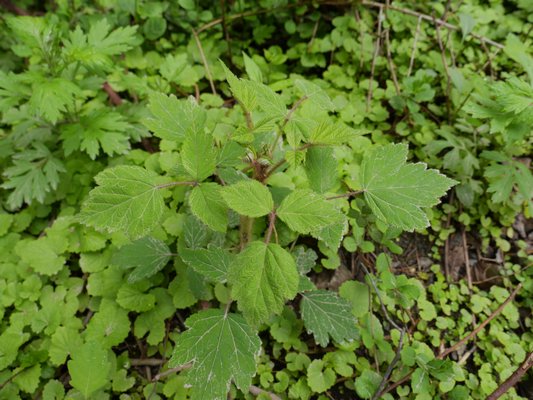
487;352;533;400
361;0;504;49
407;16;423;77
367;5;384;112
152;362;193;381
439;283;523;358
249;385;282;400
372;328;406;400
192;29;217;95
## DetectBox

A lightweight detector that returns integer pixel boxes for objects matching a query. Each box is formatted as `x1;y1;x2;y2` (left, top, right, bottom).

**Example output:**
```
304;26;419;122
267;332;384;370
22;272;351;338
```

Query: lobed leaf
169;309;261;400
189;183;228;232
360;143;457;231
277;189;344;235
79;166;165;239
230;241;299;325
112;236;172;283
180;246;234;283
221;180;274;217
67;341;111;398
300;290;358;347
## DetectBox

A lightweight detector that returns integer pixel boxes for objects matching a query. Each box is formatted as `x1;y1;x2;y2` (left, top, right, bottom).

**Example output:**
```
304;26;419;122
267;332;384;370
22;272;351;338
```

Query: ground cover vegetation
0;0;531;399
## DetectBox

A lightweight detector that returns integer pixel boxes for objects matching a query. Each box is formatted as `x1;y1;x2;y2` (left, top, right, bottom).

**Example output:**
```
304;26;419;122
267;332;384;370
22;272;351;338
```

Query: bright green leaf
15;238;65;276
182;130;217;181
84;299;130;347
49;327;83;365
143;93;206;142
360;143;456;231
221;180;274;217
309;120;359;145
230;241;299;325
412;367;430;394
300;290;358;347
221;61;257;112
112;236;172;283
116;284;156;312
189;183;228;232
355;370;382;399
305;146;338;193
307;360;336;393
169;309;261;400
79;166;165;239
243;52;263;82
180;246;234;283
68;341;111;398
277;189;343;235
339;281;370;318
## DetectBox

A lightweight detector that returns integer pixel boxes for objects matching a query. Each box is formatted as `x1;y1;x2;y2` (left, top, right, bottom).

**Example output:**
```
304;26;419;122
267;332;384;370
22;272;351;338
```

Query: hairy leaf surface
67;341;111;398
169;309;261;400
189;183;228;232
143;93;206;141
79;166;165;239
112;236;171;283
360;143;456;231
182;130;217;181
300;290;358;347
221;180;274;217
277;189;343;234
180;246;234;283
305;146;338;193
230;241;299;325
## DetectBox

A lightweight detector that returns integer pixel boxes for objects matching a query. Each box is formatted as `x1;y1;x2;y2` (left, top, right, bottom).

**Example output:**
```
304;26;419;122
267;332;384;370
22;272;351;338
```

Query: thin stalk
156;181;197;190
264;211;277;244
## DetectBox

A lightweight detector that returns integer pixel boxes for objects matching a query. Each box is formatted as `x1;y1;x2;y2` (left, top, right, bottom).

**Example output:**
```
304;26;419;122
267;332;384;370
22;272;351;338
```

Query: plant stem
239;216;255;249
372;328;406;400
433;12;452;123
265;143;313;180
269;95;309;156
103;81;122;106
192;28;217;95
367;5;383;112
156;181;197;190
0;367;28;391
326;190;364;200
264;211;277;244
249;385;282;400
130;358;166;366
152;362;193;381
407;16;423;77
283;95;308;128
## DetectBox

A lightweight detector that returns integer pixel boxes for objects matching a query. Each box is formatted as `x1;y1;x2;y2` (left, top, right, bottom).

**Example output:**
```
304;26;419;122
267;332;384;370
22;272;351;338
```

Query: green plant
1;1;532;399
76;61;455;399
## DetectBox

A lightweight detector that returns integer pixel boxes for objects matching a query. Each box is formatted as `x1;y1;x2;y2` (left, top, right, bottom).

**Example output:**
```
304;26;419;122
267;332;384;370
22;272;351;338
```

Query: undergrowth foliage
0;1;532;400
78;65;456;399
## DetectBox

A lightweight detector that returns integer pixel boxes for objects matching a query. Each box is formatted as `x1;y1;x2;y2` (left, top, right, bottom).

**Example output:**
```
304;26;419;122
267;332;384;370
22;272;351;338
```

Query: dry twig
407;16;423;77
381;282;523;396
384;29;400;95
439;282;523;358
249;385;282;400
487;352;533;400
152;362;193;381
361;0;504;49
192;29;218;95
372;329;406;400
433;12;452;122
367;5;384;112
